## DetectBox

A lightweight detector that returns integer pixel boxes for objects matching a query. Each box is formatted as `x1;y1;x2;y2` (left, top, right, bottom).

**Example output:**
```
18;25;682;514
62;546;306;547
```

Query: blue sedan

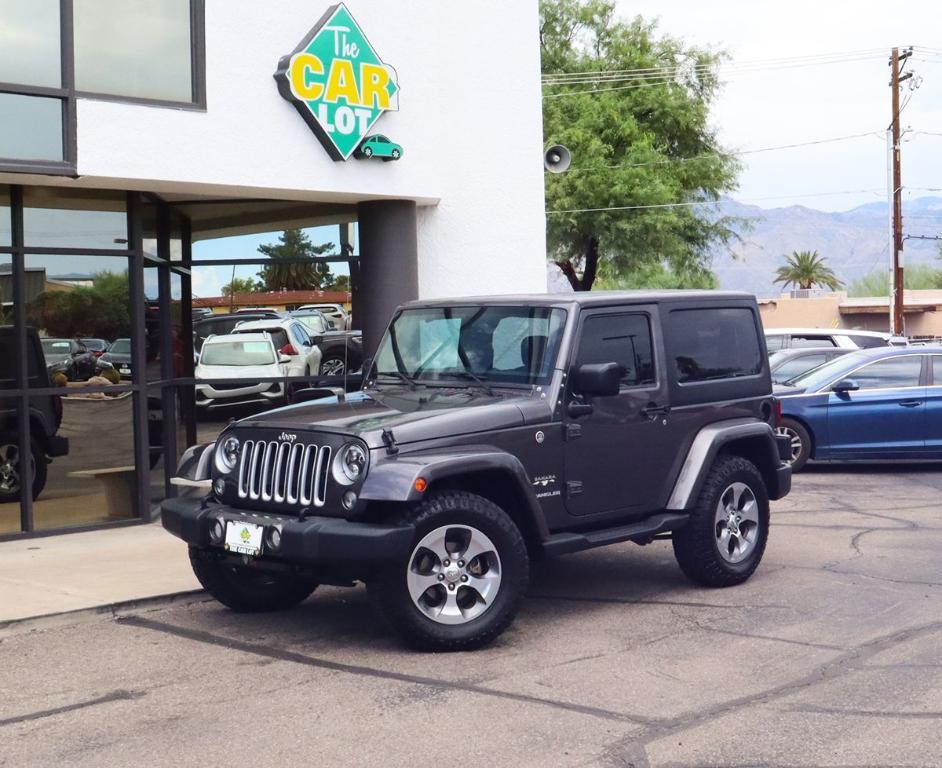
775;346;942;471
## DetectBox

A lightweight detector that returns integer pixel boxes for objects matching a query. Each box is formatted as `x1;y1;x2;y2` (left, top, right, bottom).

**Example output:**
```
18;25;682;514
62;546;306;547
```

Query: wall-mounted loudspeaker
543;145;571;173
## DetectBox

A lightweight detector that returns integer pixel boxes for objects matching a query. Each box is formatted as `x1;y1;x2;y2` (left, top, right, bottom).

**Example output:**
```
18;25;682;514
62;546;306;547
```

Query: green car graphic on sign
355;135;402;161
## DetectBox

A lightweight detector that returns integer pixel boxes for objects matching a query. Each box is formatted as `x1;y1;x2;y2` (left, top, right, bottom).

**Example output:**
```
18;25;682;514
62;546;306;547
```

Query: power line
542;48;887;83
562;131;882;173
546;188;885;215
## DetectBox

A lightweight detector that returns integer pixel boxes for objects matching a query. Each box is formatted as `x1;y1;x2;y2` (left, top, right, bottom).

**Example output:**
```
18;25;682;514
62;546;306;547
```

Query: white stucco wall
64;0;547;298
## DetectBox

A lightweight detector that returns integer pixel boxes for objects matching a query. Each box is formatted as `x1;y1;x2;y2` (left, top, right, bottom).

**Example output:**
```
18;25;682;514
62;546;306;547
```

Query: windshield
786;350;870;389
109;339;131;354
201;340;275;366
373;305;566;387
296;315;327;334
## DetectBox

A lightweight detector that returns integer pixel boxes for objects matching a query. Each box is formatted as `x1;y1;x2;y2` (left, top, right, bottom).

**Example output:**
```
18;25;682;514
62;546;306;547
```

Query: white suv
296;303;350;330
764;328;908;352
232;319;322;376
195;333;288;411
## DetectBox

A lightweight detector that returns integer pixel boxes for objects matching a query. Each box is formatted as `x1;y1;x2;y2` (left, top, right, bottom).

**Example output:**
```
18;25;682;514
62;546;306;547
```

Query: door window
576;314;655;387
764;335;786;352
846;356;922;390
932;356;942;385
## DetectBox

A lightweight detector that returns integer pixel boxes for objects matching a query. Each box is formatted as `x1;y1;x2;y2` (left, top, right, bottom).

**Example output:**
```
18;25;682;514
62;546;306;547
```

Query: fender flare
359;446;550;539
666;418;785;510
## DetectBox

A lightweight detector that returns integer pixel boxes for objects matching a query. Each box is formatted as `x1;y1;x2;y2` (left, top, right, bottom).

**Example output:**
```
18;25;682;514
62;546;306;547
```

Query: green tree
848;263;942;297
541;0;742;291
257;229;335;291
323;273;350;292
221;276;261;296
27;270;131;339
773;250;843;291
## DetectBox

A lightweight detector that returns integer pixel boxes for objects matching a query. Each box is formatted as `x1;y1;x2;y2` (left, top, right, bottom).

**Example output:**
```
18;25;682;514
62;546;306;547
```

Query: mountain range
711;196;942;297
546;197;942;297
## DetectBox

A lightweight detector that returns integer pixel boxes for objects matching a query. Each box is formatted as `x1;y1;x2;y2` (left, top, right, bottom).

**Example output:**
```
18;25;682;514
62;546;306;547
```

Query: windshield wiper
374;370;418;390
449;370;495;396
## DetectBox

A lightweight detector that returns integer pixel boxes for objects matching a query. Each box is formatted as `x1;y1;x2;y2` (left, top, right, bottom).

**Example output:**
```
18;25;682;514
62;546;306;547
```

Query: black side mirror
832;378;860;393
573;362;622;397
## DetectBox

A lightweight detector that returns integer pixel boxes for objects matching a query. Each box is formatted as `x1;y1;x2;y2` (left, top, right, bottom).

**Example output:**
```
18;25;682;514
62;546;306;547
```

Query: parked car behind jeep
163;292;790;650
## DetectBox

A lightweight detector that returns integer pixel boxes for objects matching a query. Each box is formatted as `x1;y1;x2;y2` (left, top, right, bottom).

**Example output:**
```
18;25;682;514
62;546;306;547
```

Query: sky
612;0;942;212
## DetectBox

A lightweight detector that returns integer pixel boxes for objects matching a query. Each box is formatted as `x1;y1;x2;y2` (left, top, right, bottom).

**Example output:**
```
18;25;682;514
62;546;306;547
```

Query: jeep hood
235;387;550;449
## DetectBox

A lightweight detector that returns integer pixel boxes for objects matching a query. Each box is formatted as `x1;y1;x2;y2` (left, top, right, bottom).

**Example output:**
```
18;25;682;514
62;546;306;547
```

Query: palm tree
774;250;843;291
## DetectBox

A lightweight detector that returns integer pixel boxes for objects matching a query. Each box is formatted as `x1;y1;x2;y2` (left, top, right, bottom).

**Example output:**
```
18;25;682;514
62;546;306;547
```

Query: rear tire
368;491;529;651
0;435;46;502
189;547;318;612
672;454;769;588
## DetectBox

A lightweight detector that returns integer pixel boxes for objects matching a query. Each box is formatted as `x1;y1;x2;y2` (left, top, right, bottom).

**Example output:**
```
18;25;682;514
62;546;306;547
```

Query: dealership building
0;0;546;537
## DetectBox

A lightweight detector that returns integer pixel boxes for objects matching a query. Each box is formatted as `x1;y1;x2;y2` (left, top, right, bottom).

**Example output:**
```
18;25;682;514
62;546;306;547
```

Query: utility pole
888;46;913;336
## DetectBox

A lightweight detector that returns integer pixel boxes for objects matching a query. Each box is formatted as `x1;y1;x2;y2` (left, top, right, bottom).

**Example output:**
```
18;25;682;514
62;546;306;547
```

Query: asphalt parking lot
2;464;941;768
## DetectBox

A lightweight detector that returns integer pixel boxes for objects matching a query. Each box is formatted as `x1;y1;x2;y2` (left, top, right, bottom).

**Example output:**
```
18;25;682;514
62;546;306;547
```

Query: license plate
120;366;131;374
224;521;263;556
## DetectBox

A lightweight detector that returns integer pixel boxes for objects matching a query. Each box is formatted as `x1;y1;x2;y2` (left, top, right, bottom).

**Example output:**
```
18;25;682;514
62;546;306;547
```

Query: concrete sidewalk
0;522;201;626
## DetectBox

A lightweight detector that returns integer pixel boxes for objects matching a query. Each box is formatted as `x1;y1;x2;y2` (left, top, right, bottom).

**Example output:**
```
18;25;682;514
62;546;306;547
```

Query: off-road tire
672;454;769;588
189;547;318;612
777;417;811;472
0;434;46;503
368;491;529;651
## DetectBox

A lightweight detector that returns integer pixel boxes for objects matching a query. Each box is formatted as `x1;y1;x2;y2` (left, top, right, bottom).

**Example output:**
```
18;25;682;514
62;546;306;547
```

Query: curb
0;589;209;638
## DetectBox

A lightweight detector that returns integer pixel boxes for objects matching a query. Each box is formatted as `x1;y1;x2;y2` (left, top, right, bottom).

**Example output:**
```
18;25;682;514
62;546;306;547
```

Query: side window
765;335;786;352
291;324;309;346
668;308;763;383
934;356;942;386
847;356;922;390
791;335;837;348
576;313;656;387
849;335;887;349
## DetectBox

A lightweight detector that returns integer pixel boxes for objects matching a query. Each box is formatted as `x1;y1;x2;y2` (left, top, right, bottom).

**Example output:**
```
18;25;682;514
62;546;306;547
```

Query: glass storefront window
30;393;137;531
25;255;133;385
0;396;25;534
74;0;194;103
0;0;61;88
0;93;64;162
24;188;128;250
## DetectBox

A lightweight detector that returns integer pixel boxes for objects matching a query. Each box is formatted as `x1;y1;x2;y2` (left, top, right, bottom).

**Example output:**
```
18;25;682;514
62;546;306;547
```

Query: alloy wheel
775;426;802;464
406;524;502;625
713;482;760;564
0;442;29;495
320;358;346;376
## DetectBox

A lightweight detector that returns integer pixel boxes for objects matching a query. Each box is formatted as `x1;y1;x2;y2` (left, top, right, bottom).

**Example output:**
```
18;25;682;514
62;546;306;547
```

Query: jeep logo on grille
279;432;298;442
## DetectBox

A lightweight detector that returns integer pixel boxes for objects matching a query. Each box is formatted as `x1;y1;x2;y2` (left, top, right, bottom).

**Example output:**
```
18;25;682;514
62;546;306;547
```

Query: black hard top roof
402;289;755;309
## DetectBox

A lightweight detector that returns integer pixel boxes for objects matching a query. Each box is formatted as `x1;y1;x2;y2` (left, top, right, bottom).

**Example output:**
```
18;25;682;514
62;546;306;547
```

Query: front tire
0;435;46;502
368;491;529;651
672;455;769;588
189;547;318;612
776;418;811;471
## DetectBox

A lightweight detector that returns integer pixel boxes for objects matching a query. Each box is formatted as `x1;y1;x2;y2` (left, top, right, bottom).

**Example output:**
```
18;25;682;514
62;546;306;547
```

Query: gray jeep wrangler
163;291;791;650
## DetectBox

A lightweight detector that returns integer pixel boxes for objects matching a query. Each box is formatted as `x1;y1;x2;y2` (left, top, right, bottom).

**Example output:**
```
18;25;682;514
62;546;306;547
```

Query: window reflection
24;188;128;250
31;393;137;530
0;0;60;88
0;94;63;162
25;255;133;385
0;397;25;534
74;0;194;102
0;185;10;247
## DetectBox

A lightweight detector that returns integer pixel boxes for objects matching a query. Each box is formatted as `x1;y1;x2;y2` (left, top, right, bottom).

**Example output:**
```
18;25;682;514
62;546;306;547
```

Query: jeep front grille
237;439;331;507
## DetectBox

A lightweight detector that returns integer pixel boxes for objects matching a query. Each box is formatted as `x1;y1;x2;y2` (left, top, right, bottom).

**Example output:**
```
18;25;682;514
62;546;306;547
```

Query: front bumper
161;496;414;580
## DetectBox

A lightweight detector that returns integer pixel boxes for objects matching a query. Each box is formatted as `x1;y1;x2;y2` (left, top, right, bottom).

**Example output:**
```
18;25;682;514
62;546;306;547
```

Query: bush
99;366;121;384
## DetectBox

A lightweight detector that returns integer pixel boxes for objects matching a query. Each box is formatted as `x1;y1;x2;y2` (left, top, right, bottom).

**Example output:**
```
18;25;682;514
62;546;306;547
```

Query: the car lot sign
275;3;399;161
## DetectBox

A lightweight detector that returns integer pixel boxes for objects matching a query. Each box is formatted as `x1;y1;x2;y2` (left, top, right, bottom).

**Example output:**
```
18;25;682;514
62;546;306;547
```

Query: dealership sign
274;4;400;161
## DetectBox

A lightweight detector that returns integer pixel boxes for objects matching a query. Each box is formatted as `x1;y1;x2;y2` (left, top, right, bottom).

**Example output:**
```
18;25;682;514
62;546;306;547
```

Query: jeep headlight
215;436;241;473
334;442;368;484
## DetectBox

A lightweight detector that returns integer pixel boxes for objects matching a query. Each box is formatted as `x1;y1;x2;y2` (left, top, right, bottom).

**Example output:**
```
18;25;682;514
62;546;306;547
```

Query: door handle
898;400;922;408
641;403;670;420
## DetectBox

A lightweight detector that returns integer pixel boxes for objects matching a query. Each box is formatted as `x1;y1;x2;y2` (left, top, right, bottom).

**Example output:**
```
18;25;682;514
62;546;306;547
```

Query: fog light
213;478;226;497
267;525;282;551
342;491;357;510
209;517;225;544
